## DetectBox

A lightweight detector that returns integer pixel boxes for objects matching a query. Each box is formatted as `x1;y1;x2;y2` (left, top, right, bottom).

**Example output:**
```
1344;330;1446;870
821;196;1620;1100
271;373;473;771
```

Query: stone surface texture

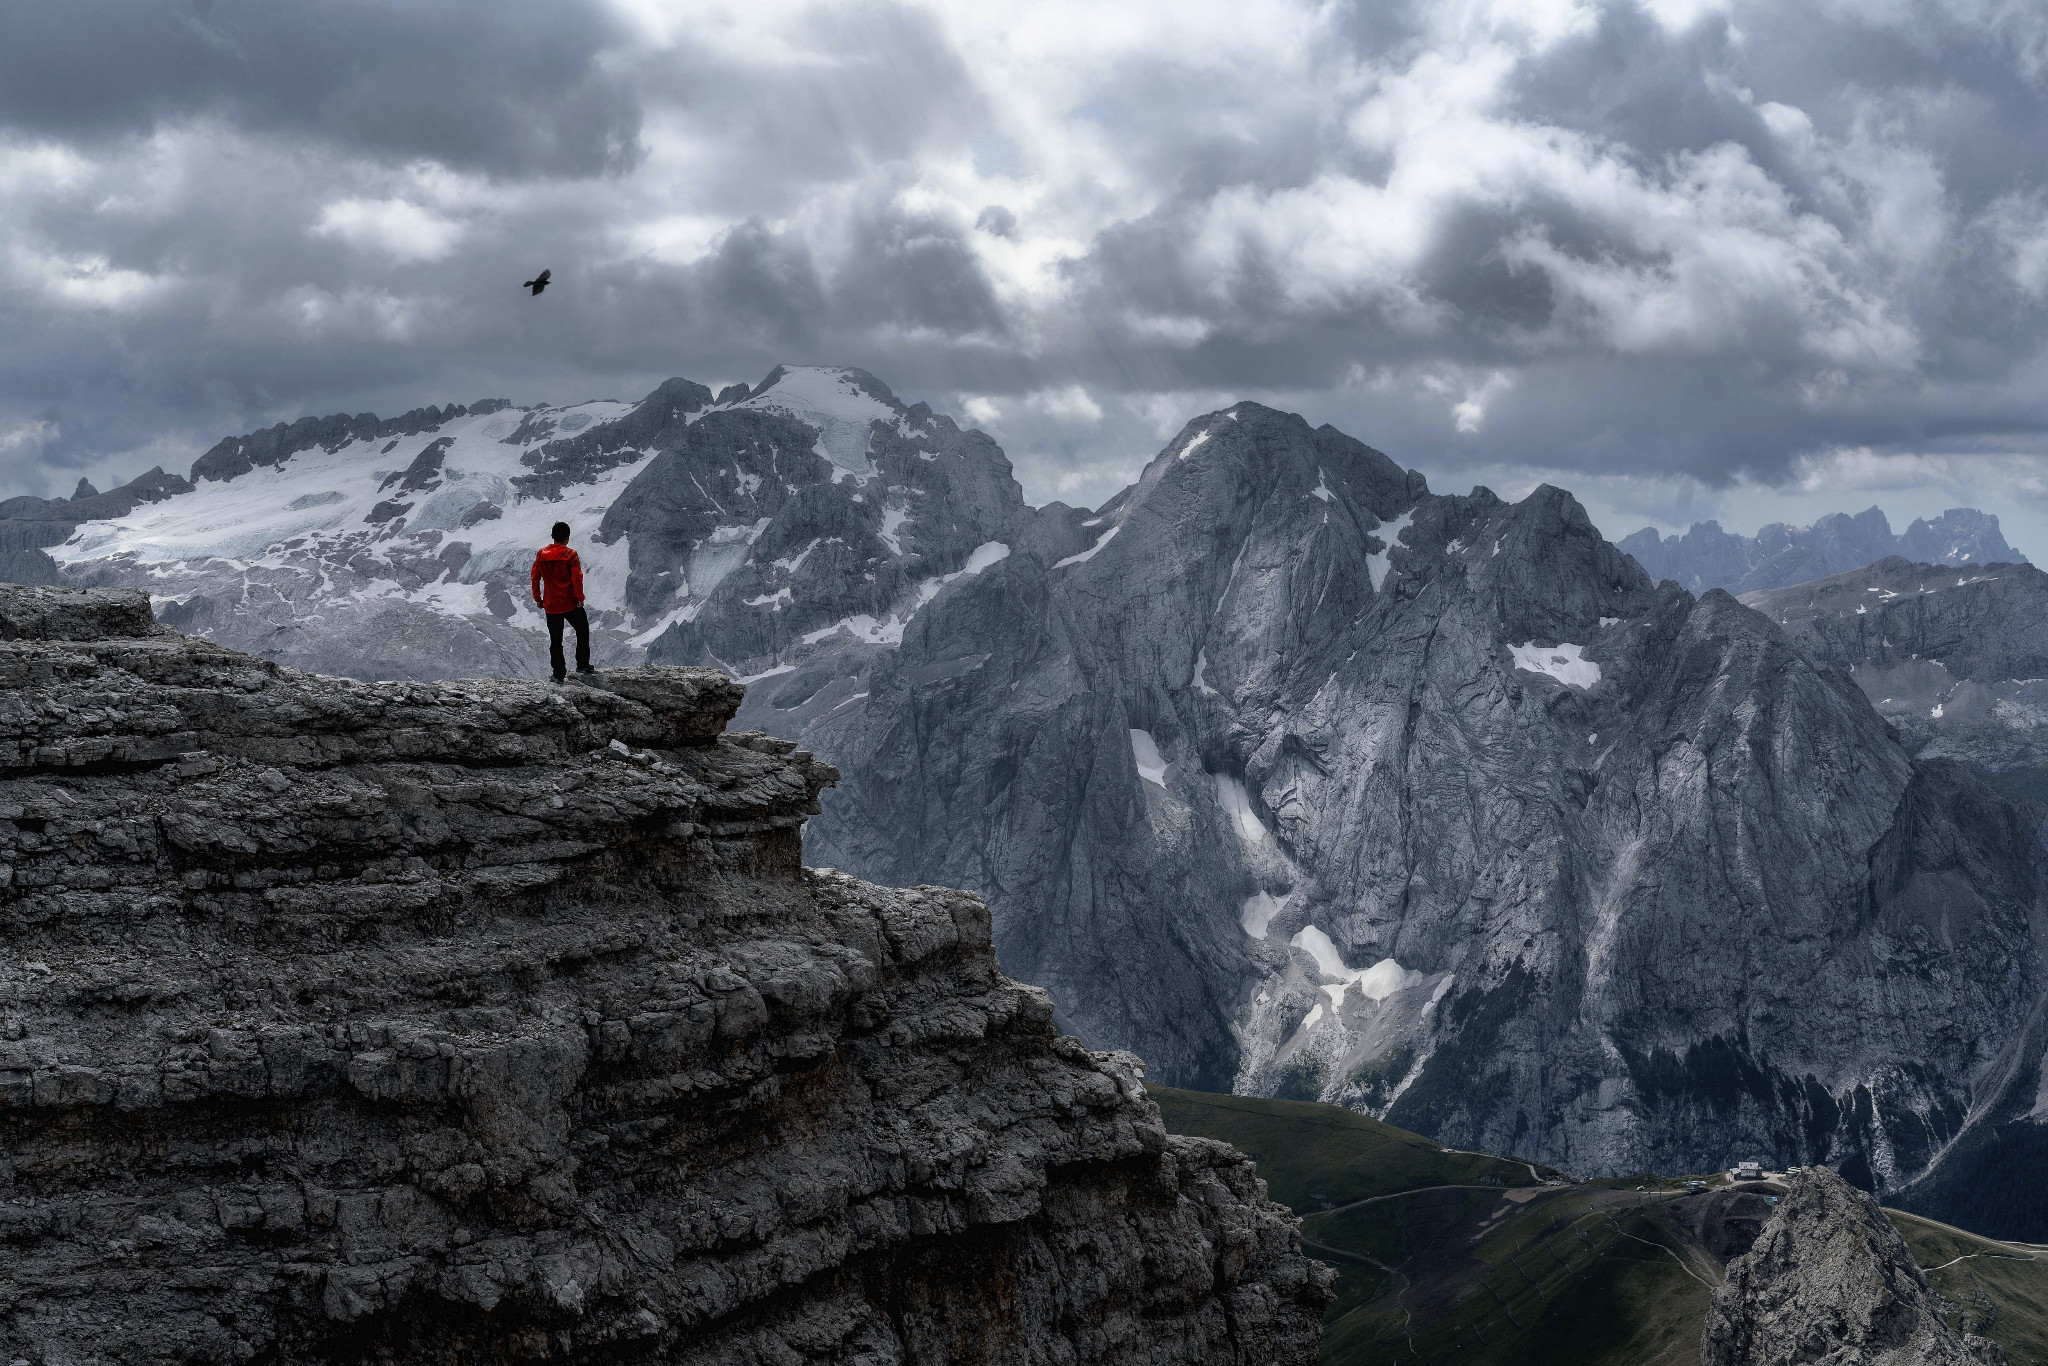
1701;1168;2006;1366
0;585;1328;1365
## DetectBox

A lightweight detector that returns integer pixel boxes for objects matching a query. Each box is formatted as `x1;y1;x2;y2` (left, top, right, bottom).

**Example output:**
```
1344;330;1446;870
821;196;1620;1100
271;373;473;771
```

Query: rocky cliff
742;403;2047;1207
1702;1168;2006;1366
1619;506;2025;595
1742;558;2048;1242
1742;557;2048;789
31;367;2048;1221
0;585;1328;1365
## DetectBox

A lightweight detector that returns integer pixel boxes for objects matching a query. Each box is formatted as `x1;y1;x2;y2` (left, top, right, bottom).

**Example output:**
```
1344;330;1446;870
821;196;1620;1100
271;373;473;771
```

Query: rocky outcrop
0;585;1328;1365
1701;1168;2006;1365
1620;506;2025;595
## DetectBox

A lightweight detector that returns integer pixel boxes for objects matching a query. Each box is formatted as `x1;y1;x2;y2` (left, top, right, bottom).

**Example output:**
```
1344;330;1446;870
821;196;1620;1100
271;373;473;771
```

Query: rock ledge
0;586;1329;1365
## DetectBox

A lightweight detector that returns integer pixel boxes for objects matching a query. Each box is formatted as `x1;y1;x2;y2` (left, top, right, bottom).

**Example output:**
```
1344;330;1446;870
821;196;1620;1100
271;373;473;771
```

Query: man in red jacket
531;521;594;681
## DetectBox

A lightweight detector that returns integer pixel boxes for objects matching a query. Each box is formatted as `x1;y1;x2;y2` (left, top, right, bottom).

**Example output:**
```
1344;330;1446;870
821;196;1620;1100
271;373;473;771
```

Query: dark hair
551;522;571;542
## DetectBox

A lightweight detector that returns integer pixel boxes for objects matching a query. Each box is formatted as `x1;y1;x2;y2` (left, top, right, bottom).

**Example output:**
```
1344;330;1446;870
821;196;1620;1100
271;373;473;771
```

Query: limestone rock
0;586;1329;1365
1702;1168;2006;1366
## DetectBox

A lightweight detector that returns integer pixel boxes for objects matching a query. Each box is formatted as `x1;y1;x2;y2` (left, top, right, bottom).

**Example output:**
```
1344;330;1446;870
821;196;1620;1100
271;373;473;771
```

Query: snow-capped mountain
1619;506;2026;595
38;366;1026;682
19;364;2048;1233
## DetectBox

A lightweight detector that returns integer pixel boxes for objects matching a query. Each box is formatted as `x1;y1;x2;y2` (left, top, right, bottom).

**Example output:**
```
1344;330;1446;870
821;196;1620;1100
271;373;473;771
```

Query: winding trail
1602;1213;1721;1290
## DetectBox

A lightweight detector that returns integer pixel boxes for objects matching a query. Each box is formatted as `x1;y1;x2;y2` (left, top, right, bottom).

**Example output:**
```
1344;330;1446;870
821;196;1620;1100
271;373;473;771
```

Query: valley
1155;1087;2048;1364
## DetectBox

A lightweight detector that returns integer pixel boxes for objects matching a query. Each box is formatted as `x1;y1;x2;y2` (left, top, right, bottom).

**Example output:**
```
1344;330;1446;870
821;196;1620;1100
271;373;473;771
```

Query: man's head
551;522;571;544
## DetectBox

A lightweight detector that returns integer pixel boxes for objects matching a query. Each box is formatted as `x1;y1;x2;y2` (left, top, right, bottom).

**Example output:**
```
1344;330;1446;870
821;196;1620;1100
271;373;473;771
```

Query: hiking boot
551;674;566;684
576;665;599;675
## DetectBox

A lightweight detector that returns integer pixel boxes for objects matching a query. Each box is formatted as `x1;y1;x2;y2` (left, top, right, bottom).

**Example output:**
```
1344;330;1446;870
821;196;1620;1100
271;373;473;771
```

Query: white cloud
8;0;2048;534
1025;385;1103;422
311;197;465;263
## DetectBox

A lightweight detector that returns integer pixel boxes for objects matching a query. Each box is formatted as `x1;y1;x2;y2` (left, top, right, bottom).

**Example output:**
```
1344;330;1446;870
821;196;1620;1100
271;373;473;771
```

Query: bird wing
537;269;551;284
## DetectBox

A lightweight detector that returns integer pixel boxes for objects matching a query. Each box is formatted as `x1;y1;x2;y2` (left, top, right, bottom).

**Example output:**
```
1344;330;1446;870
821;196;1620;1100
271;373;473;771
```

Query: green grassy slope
1148;1085;1545;1210
1152;1086;1711;1364
1154;1086;2048;1366
1891;1210;2048;1361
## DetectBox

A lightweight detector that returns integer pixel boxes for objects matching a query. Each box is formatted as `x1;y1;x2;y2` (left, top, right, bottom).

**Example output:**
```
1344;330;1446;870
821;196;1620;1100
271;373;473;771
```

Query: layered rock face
0;586;1327;1365
1701;1168;2006;1366
1619;506;2025;595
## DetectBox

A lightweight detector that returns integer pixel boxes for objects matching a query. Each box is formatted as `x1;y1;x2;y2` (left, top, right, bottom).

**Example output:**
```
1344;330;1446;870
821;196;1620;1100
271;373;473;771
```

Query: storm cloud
8;0;2048;548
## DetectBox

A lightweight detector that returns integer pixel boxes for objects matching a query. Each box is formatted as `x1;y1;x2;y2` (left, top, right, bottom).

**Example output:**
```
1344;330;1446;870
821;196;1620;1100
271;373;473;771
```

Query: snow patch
627;598;705;647
772;538;821;576
685;518;771;599
1309;468;1334;503
1054;524;1119;569
736;367;895;483
802;613;904;647
1129;728;1168;787
878;505;910;555
960;540;1012;575
1367;510;1413;592
1214;773;1266;845
799;542;1010;648
1216;539;1248;613
1599;616;1620;627
1193;647;1219;698
1241;890;1289;939
1509;642;1601;689
1289;925;1425;1002
1178;428;1213;461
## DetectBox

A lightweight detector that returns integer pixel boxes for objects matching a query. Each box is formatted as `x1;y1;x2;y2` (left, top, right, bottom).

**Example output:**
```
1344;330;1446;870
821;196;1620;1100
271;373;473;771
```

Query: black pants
547;607;590;678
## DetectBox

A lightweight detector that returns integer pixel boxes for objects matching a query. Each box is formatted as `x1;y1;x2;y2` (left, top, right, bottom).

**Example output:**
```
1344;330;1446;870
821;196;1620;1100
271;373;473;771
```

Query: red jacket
530;543;585;613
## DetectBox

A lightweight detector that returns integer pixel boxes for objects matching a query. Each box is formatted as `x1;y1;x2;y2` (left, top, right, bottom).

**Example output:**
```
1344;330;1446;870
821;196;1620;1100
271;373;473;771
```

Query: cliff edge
1702;1167;2005;1366
0;585;1330;1364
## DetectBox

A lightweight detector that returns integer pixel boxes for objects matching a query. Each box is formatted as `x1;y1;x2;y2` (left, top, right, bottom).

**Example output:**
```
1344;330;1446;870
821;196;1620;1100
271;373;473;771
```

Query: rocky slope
1743;557;2048;790
1702;1168;2006;1365
0;585;1329;1365
1619;506;2025;594
729;403;2047;1214
1742;558;2048;1242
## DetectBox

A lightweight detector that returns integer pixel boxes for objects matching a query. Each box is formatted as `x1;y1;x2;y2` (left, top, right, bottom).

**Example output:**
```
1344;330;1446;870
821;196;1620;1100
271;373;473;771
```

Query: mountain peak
1623;504;2026;593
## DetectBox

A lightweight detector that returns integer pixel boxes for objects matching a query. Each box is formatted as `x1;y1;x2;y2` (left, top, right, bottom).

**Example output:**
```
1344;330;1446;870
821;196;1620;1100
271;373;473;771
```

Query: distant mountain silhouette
1618;505;2025;593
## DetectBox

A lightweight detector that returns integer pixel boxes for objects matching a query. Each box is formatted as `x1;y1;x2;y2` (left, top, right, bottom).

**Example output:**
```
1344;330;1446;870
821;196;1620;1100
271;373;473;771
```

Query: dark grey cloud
8;0;2048;554
0;0;642;176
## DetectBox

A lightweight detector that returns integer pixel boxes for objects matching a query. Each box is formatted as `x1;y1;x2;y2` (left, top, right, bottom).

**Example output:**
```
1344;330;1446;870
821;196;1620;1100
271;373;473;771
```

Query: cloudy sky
8;0;2048;552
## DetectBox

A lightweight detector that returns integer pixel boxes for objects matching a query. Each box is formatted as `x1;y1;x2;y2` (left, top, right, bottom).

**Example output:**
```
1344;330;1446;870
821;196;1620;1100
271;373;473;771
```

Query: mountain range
1618;507;2025;595
17;365;2048;1237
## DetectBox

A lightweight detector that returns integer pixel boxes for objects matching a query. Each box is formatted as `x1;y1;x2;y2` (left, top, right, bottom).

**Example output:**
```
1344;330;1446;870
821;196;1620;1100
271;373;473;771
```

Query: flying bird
523;269;551;297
